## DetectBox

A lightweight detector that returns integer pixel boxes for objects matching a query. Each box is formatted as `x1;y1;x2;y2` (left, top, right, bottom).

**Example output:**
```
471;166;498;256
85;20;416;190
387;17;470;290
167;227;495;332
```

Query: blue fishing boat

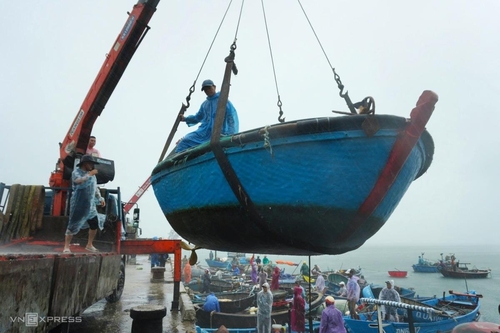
412;252;441;273
366;284;416;299
152;91;437;255
206;259;232;270
345;291;481;333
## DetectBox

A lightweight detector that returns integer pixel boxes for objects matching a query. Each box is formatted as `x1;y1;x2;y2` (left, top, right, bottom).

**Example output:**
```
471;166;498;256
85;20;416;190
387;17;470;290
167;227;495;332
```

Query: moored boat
206;258;232;270
192;292;255;313
152;92;438;255
388;270;408;278
186;278;237;293
194;291;323;328
196;321;322;333
366;284;416;299
439;263;491;279
412;252;443;273
345;291;481;333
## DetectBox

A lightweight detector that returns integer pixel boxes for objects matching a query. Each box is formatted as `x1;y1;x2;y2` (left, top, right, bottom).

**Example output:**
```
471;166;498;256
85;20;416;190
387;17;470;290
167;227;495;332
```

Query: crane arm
123;176;152;214
49;0;160;215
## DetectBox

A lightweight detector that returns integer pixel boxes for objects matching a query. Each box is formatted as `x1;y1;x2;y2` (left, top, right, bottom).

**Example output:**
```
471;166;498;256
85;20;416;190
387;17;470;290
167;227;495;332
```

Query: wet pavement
68;255;196;333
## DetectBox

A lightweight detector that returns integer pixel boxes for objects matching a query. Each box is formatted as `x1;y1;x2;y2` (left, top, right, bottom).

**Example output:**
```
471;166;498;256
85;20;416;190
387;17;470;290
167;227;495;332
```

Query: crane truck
0;1;183;331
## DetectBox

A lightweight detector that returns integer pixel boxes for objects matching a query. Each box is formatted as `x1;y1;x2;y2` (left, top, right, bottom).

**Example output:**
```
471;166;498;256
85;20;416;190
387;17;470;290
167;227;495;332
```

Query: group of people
194;257;402;333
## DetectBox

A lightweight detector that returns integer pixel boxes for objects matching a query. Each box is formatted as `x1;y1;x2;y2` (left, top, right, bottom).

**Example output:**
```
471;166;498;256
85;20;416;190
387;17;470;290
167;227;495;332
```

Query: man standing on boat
258;266;268;288
346;269;360;320
183;262;192;283
319;296;347;333
257;283;273;333
379;280;401;321
300;261;310;276
315;273;326;294
255;256;262;266
175;79;239;153
251;262;258;284
202;269;212;293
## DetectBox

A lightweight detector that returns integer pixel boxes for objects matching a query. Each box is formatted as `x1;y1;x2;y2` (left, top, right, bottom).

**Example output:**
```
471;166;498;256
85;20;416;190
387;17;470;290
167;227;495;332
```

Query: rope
260;0;285;122
296;0;358;114
296;0;333;69
160;1;244;162
194;0;236;84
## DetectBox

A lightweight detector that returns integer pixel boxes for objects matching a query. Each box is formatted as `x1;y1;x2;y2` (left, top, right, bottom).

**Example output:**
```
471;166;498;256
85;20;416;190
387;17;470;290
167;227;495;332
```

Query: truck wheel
106;260;125;303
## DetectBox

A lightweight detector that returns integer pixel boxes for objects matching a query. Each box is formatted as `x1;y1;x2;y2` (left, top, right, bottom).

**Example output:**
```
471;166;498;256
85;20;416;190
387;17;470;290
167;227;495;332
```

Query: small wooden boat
151;91;438;255
439;263;491;279
364;284;416;299
388;270;407;278
193;292;255;313
196;321;322;333
205;258;232;270
327;272;349;285
186;278;236;293
345;291;481;333
194;292;323;328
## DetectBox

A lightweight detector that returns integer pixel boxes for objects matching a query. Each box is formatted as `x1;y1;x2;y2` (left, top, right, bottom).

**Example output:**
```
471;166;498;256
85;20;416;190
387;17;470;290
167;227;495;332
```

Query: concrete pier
67;255;197;332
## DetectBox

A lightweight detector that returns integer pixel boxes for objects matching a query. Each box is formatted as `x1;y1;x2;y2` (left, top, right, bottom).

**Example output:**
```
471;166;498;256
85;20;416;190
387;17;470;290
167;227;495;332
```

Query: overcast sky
1;1;498;248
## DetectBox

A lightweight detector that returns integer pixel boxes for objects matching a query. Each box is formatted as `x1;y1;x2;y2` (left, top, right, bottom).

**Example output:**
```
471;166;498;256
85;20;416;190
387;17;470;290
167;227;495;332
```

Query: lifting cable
261;0;285;123
207;2;313;253
158;0;241;162
296;0;375;115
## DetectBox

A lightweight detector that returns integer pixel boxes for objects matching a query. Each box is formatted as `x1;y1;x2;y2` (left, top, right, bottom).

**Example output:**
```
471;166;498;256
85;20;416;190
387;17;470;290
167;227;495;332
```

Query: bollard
130;304;166;333
151;267;166;282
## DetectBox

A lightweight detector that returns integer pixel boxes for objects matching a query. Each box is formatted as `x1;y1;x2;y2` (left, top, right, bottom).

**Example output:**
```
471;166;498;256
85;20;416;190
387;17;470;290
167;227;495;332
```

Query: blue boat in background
152;91;438;255
412;253;453;273
205;259;232;270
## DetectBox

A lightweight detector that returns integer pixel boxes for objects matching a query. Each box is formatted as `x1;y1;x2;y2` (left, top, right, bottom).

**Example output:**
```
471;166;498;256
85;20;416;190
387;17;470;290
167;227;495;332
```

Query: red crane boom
49;0;160;215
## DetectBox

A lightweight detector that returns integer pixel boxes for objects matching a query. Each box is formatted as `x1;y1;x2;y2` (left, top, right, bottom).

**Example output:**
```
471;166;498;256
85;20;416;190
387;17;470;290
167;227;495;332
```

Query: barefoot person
63;155;105;253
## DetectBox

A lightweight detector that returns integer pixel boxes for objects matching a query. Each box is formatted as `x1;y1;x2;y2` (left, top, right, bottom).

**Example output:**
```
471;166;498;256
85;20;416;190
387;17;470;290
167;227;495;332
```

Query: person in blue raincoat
257;282;273;333
203;293;221;312
175;79;239;153
63;155;105;253
150;237;161;268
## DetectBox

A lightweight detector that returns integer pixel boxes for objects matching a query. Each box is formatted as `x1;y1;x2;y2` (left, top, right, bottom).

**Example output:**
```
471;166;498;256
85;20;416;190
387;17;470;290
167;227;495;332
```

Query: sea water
193;244;499;323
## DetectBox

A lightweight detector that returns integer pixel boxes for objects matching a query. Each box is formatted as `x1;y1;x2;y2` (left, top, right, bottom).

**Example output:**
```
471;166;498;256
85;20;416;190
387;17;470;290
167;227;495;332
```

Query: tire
106;259;126;303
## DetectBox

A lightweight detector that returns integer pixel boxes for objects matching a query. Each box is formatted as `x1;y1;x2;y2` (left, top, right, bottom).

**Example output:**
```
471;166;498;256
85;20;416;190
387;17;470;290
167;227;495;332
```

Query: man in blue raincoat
175;79;239;153
203;293;221;312
63;155;105;253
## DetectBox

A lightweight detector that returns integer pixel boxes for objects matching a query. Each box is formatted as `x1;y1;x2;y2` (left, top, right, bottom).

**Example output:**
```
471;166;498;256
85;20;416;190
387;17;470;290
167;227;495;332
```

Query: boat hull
152;115;434;255
195;292;323;328
412;264;440;273
345;293;480;333
388;270;408;278
206;259;232;270
193;292;255;313
439;268;490;279
186;278;236;293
